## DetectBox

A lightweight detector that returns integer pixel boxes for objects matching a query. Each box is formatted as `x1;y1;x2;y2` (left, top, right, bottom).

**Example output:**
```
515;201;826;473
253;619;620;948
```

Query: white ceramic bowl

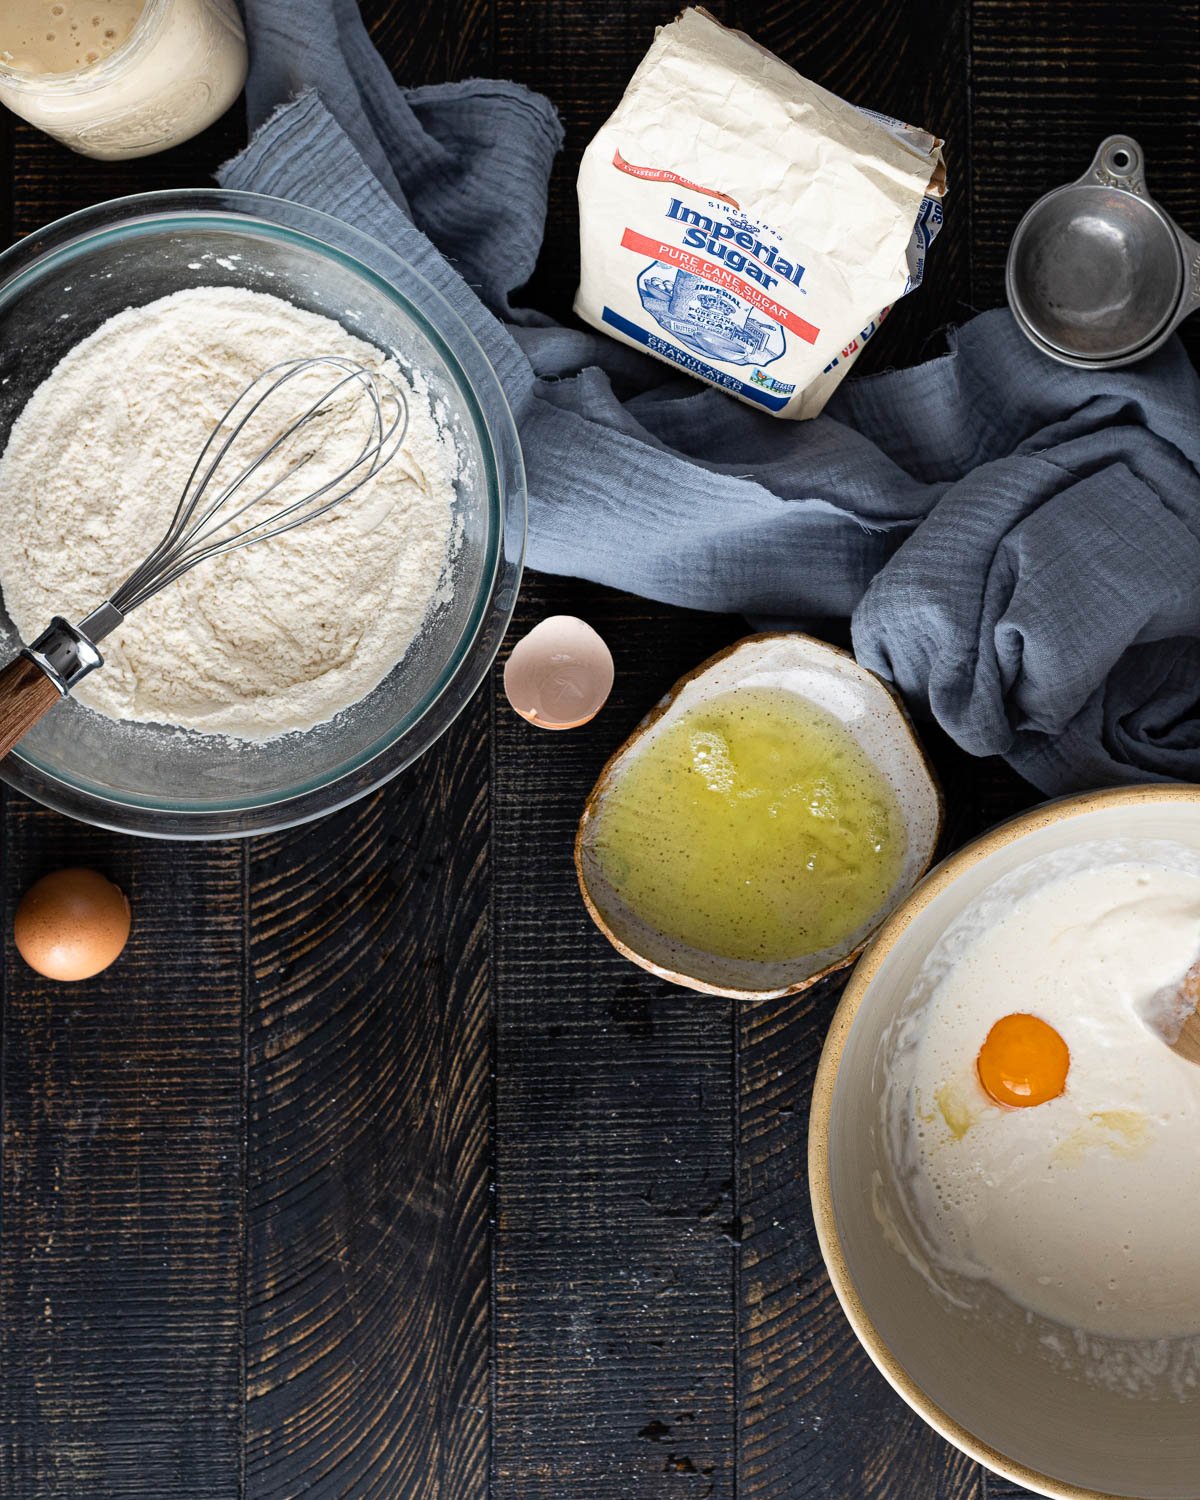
576;633;942;999
810;785;1200;1500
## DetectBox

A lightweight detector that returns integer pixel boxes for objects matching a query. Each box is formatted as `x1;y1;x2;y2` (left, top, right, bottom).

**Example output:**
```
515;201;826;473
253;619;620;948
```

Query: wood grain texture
243;694;493;1500
0;93;250;1500
738;978;985;1500
488;11;743;1497
0;3;1194;1498
365;0;493;82
5;115;245;238
0;655;62;762
0;800;245;1497
0;111;14;246
492;576;741;1497
238;6;496;1498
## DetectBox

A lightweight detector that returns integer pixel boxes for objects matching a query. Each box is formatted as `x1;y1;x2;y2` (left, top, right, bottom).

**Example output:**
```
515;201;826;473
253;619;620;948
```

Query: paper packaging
574;8;946;420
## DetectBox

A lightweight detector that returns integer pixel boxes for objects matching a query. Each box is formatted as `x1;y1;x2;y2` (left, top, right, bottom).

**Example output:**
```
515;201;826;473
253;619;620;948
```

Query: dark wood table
1;2;1196;1495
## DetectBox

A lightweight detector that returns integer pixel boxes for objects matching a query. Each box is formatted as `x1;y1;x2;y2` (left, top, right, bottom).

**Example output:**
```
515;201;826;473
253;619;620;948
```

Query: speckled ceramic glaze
575;633;943;1000
810;785;1200;1500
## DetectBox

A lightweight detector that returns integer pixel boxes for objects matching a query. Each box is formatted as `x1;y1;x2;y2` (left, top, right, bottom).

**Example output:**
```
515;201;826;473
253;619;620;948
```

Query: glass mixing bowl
0;190;525;838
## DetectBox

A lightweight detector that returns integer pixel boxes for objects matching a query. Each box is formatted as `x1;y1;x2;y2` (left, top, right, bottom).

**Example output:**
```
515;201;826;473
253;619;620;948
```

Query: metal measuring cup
1006;134;1200;367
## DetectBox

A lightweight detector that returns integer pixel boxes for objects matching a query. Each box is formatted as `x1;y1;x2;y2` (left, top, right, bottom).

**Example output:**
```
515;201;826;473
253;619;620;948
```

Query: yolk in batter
977;1012;1070;1108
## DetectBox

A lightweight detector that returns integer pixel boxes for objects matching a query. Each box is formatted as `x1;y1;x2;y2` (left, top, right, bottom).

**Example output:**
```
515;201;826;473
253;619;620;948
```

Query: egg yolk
976;1012;1070;1108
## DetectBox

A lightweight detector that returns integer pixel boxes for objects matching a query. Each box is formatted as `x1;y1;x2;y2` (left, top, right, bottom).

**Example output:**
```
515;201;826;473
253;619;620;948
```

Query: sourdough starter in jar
0;0;247;159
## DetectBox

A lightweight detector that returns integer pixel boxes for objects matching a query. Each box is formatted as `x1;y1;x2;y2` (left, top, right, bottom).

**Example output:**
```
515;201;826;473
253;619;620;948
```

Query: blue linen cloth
223;0;1200;795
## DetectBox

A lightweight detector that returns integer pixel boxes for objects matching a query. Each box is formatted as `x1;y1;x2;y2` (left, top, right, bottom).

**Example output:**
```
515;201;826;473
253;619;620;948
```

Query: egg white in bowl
810;786;1200;1500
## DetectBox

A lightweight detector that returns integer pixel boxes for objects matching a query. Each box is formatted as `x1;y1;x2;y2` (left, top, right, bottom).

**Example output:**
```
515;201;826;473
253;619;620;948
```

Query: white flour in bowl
0;286;458;740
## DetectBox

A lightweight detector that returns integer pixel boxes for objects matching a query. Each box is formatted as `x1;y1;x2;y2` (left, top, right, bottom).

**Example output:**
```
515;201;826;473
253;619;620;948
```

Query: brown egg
503;615;614;730
13;868;132;982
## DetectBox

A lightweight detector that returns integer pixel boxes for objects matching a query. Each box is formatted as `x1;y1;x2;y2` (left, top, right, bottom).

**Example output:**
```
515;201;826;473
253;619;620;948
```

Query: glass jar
0;0;247;161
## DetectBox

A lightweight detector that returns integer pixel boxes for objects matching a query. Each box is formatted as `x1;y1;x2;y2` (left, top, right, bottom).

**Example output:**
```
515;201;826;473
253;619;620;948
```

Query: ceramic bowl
575;633;942;1000
809;784;1200;1500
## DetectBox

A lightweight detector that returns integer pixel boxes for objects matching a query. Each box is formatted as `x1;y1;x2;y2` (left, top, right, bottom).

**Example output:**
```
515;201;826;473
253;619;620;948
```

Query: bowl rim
0;187;527;838
574;630;944;1000
807;780;1200;1500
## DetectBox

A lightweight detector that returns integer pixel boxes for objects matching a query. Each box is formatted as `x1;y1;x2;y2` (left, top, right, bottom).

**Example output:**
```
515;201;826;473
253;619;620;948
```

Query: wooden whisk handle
0;654;62;759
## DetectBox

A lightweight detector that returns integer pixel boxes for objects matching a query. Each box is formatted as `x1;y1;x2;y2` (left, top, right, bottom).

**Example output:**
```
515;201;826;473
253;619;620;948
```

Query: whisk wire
109;356;407;620
177;363;376;549
123;360;317;593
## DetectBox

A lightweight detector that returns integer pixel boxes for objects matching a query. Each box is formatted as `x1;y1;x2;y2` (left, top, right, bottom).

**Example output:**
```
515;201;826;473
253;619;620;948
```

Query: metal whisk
0;355;409;760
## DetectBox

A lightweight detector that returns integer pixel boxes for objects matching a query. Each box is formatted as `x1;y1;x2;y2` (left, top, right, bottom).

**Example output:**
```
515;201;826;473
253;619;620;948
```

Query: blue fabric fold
222;0;1200;794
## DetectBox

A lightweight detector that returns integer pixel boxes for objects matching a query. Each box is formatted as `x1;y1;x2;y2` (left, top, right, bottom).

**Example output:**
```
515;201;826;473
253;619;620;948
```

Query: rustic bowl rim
573;630;945;1001
807;780;1200;1500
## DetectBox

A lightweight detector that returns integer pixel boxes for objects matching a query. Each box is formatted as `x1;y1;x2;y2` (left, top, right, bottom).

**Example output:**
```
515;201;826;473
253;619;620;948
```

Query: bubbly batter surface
0;0;145;75
892;852;1200;1342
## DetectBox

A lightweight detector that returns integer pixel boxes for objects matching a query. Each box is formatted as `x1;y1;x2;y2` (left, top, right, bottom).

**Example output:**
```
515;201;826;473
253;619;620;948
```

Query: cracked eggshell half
504;616;614;730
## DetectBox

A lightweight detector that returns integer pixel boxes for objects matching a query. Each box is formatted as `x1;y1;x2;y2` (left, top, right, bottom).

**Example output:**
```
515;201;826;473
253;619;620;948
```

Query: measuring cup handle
1080;133;1200;327
1077;134;1149;195
1175;227;1200;320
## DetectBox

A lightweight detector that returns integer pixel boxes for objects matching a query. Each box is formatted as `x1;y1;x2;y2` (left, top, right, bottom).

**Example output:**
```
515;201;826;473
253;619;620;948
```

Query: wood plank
0;111;14;247
739;978;985;1500
488;11;750;1492
0;103;249;1500
0;798;245;1497
236;6;497;1491
3;4;1189;1499
243;694;493;1500
491;575;741;1496
366;0;493;81
5;111;245;237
